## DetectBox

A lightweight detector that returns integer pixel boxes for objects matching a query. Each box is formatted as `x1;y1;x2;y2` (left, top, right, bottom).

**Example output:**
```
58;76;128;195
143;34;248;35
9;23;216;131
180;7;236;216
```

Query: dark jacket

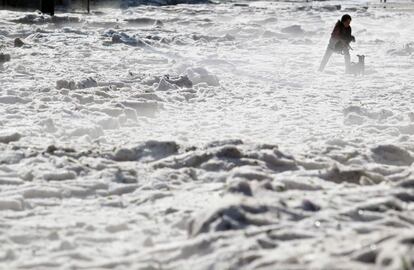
331;20;353;42
330;20;354;52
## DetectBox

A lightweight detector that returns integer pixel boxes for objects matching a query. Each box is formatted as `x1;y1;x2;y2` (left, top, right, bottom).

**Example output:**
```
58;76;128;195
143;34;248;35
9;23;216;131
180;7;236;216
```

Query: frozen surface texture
0;0;414;269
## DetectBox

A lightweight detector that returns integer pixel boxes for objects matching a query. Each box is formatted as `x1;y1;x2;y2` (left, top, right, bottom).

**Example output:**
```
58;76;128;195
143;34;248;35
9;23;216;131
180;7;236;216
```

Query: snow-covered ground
0;1;414;269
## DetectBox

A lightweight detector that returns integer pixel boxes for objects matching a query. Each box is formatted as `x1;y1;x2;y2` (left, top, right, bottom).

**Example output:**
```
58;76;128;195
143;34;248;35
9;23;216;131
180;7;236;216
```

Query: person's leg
319;48;333;72
343;46;351;73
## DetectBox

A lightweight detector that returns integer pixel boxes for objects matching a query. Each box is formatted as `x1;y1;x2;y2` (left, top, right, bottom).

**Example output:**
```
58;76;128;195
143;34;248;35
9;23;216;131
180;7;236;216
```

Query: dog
349;55;365;76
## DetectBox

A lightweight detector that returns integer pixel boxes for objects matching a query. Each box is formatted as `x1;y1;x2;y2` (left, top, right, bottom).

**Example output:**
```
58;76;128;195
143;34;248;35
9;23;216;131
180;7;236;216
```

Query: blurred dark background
1;0;86;9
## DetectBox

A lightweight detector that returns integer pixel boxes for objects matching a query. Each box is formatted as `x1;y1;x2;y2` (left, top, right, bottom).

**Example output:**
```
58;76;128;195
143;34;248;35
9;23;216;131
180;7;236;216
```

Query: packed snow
0;0;414;269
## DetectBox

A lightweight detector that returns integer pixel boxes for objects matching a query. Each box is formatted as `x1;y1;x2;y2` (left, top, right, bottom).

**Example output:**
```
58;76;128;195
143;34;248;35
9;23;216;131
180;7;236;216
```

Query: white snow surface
0;1;414;269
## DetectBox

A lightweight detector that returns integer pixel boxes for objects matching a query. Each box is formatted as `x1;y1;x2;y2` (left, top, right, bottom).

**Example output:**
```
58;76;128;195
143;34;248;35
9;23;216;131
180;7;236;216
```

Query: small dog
349;55;365;76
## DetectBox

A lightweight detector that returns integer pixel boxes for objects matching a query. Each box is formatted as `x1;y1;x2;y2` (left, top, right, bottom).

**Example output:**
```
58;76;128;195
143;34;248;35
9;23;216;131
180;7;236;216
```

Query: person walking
319;14;355;73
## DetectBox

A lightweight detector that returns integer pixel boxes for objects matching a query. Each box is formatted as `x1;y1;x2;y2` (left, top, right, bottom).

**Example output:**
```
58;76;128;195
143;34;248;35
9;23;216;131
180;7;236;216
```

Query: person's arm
349;26;355;42
345;27;355;43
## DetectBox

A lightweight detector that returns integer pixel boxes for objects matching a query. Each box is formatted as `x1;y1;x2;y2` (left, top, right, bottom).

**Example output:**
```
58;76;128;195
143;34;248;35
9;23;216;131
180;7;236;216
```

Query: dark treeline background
1;0;86;9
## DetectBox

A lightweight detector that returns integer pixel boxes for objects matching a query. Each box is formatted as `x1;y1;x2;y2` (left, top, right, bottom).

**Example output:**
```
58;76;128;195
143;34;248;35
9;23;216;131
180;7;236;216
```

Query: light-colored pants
319;39;350;72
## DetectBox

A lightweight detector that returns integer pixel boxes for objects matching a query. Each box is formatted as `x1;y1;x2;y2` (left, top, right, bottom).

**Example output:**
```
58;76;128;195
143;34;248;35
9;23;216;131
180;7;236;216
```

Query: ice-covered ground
0;0;414;269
